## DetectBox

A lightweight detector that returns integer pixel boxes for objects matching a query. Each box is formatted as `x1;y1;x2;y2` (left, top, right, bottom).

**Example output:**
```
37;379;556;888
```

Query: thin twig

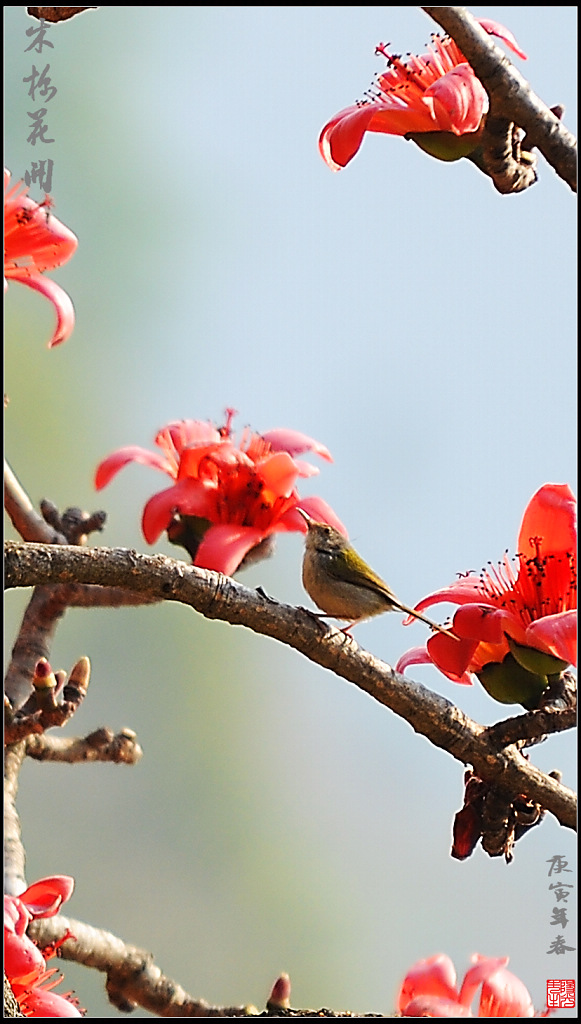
5;655;90;744
24;727;143;765
4;461;67;544
485;707;576;749
5;579;159;711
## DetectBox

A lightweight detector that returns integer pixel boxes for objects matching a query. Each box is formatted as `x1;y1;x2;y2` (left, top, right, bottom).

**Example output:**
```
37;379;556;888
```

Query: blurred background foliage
4;6;577;1017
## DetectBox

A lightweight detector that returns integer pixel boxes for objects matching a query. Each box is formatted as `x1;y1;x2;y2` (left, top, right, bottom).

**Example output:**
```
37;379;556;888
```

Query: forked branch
5;540;576;831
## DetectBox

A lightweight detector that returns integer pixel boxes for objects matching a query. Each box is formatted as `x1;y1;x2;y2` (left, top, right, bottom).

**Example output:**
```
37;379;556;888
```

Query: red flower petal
194;523;266;575
4;897;28;935
19;876;75;918
258;451;299;499
319;105;379;171
397;954;459;1013
4;930;46;982
413;576;485;614
478;19;528;60
261;428;332;463
19;985;83;1017
177;440;235;481
517;483;577;560
4;174;77;272
461;956;534;1018
424;64;487;135
159;420;221;451
526;610;577;666
4;170;78;347
426;631;478;683
452;604;507;643
291;459;322;479
394;643;432;676
458;956;509;1009
9;270;76;348
95;446;174;490
478;965;535;1018
142;479;214;543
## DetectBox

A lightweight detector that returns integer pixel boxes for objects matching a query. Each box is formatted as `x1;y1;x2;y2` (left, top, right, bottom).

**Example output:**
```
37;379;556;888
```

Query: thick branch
5;541;576;830
422;6;577;191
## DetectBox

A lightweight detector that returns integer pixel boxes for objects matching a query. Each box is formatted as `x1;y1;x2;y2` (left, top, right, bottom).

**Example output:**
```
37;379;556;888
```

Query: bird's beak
296;507;313;527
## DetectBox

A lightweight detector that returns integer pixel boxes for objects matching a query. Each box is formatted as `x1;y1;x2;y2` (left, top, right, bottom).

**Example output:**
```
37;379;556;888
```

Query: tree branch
4;461;67;545
25;914;387;1016
485;707;576;749
4;466;160;708
24;727;143;765
26;8;97;23
421;6;577;192
27;915;256;1017
5;541;576;830
4;741;27;897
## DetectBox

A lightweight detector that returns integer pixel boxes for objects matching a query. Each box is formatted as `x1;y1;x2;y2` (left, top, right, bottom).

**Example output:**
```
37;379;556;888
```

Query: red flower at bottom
4;875;83;1017
95;409;344;576
397;953;543;1017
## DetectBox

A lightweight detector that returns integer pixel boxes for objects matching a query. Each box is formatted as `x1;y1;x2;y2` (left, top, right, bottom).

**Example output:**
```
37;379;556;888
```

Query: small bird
298;509;456;638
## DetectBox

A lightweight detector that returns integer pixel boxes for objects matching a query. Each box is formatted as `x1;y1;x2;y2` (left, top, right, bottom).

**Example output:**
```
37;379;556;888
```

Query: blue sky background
4;6;577;1017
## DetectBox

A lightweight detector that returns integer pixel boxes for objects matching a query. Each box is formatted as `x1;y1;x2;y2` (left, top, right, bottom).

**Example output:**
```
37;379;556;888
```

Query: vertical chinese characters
545;854;576;1011
23;18;57;192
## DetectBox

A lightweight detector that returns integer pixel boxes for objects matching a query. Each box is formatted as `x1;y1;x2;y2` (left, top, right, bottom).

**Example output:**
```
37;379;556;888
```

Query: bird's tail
395;602;458;641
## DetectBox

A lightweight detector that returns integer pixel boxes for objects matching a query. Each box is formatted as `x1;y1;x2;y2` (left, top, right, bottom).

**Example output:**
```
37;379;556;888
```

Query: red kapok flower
319;19;526;171
95;409;345;576
4;875;83;1017
397;953;541;1017
396;484;577;708
18;975;84;1018
4;169;78;347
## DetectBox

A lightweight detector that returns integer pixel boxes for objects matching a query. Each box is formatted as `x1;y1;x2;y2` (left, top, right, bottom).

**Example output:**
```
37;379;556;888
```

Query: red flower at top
95;409;345;576
4;169;78;347
396;484;577;706
319;19;526;171
397;953;542;1017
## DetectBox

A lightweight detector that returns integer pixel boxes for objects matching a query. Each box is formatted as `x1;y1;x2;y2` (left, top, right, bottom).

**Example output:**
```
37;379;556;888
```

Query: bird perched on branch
298;509;456;638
